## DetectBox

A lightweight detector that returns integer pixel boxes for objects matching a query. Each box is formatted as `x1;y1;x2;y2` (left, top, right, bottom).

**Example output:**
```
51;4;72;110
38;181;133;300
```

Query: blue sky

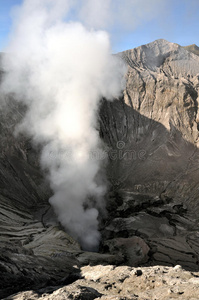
111;0;199;52
0;0;21;50
0;0;199;52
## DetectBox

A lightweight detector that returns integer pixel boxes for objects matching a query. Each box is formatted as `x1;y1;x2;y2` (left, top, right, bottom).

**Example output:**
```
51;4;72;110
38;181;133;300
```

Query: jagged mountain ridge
183;43;199;56
122;39;199;139
1;39;199;299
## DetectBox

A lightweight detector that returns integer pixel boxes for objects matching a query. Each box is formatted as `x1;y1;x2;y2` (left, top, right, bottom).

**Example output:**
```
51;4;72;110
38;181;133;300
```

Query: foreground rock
5;264;199;299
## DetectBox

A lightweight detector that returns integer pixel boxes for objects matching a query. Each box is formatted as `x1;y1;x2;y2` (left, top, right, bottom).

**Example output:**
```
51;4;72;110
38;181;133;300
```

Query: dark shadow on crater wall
99;98;199;272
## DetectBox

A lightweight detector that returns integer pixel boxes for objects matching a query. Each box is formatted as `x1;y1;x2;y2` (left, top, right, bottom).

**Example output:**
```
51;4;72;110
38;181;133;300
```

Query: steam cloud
1;0;169;250
1;0;125;251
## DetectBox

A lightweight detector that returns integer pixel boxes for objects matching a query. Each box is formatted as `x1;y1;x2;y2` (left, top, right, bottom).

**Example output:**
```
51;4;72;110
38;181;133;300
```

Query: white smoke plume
1;0;168;251
1;0;125;251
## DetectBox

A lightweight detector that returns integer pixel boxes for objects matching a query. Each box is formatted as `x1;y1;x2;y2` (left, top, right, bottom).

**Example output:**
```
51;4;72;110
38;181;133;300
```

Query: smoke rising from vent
1;0;126;251
1;0;168;250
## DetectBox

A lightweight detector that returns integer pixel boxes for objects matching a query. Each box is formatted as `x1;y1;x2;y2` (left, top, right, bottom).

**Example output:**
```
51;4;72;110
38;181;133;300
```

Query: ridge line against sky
0;0;199;53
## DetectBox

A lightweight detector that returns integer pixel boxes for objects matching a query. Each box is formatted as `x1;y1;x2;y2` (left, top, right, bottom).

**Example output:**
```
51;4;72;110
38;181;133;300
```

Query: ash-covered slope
0;97;82;298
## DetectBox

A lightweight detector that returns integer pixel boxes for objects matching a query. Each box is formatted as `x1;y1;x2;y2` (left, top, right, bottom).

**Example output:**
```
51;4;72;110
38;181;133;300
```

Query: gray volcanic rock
100;40;199;196
99;39;199;270
5;265;199;299
122;40;199;144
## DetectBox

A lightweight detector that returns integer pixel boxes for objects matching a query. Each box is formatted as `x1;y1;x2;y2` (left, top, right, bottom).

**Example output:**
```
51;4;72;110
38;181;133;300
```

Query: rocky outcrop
101;191;199;270
5;264;199;299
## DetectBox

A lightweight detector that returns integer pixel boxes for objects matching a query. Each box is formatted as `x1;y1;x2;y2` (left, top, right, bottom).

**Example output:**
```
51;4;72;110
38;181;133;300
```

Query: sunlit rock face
99;39;199;271
100;39;199;210
123;39;199;141
2;40;199;298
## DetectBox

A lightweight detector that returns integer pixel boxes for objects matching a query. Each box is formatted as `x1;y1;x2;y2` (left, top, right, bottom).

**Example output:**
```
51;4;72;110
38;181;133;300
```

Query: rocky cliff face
101;39;199;196
99;39;199;272
1;39;199;299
